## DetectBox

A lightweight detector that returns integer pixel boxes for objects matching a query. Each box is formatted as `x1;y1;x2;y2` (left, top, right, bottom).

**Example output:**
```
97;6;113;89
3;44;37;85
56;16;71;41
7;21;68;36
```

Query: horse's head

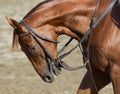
6;17;61;83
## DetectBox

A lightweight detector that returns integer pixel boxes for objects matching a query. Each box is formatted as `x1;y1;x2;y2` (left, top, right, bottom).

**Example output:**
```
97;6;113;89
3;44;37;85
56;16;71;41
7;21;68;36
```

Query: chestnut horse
6;0;120;94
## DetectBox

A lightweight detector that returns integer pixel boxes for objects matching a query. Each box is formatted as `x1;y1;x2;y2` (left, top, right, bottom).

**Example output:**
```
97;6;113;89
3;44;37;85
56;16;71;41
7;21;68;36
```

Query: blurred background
0;0;113;94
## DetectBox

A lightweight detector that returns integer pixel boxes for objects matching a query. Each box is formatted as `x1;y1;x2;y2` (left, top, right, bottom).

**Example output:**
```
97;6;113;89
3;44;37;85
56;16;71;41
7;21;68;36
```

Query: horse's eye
28;46;40;56
31;47;36;52
28;46;36;54
30;46;37;54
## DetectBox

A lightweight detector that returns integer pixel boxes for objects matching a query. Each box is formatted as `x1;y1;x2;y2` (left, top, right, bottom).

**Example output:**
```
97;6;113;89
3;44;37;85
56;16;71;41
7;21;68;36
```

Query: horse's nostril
45;76;51;81
44;75;54;83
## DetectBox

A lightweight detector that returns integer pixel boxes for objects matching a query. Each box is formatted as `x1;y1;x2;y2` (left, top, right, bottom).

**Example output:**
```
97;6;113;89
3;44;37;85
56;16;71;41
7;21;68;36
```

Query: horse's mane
23;0;52;19
12;29;19;50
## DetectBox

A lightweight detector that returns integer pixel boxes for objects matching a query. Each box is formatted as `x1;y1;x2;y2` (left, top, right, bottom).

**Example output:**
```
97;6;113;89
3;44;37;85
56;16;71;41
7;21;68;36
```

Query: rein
58;0;119;68
59;0;118;60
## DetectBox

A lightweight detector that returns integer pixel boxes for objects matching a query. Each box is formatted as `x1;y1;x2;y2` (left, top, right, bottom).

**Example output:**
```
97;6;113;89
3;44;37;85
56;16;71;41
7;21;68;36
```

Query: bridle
19;20;61;76
19;20;86;73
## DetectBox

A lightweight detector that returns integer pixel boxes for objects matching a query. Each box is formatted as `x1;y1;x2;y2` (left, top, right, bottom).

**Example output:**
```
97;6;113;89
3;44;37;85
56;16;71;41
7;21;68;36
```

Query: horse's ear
6;17;21;29
6;17;28;33
6;17;28;50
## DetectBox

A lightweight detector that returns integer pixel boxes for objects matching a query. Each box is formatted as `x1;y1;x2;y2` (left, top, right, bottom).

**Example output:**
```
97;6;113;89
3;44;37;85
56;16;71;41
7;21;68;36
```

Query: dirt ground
0;0;113;94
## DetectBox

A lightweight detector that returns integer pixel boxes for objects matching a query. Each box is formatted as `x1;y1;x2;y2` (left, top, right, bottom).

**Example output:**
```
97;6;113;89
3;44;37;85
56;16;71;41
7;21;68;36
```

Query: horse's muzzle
43;71;55;83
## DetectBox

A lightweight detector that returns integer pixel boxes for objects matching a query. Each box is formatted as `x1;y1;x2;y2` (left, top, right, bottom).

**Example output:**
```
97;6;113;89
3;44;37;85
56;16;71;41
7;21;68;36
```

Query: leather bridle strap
58;37;73;55
19;21;59;44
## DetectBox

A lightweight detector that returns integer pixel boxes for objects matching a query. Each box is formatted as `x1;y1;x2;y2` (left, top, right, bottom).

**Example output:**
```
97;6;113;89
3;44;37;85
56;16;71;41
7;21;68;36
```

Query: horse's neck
23;0;97;40
51;1;97;41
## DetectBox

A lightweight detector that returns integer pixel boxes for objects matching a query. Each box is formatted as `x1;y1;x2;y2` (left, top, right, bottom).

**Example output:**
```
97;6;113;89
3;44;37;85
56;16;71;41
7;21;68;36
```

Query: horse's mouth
51;63;61;76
